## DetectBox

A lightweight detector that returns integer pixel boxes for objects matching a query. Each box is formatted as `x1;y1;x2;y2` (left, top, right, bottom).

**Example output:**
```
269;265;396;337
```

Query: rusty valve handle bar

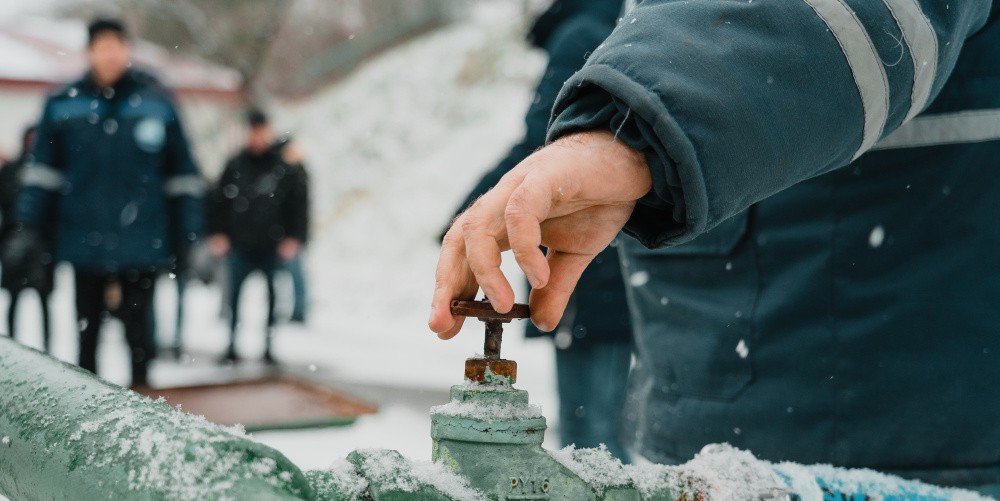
450;300;529;360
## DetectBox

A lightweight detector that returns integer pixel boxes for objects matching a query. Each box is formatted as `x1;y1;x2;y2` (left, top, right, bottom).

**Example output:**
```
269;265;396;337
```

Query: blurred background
0;0;557;469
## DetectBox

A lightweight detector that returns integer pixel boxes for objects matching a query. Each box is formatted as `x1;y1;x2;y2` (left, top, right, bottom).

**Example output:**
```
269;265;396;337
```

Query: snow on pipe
0;335;991;501
0;336;311;500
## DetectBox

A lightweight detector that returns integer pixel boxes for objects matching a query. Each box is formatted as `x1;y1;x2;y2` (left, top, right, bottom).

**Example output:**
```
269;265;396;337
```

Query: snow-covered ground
2;1;554;471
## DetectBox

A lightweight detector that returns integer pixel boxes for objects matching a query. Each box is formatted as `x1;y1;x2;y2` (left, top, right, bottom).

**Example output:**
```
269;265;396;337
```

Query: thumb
528;250;593;332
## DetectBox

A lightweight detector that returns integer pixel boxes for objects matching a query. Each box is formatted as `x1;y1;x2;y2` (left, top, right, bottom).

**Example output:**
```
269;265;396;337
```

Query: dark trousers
555;340;633;462
284;255;308;320
226;251;278;354
156;275;187;355
5;288;52;352
75;269;156;386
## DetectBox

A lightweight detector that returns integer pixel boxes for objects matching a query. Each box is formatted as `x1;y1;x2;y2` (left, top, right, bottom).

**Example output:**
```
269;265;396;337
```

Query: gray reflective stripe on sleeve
163;174;205;197
882;0;938;122
802;0;890;159
871;109;1000;150
19;163;64;191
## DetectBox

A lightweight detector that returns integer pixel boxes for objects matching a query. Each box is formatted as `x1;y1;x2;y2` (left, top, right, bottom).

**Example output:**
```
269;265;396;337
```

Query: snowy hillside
2;1;553;470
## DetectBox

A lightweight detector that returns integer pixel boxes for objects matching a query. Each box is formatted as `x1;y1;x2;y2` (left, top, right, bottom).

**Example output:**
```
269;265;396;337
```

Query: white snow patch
772;462;824;501
550;444;631;495
305;459;369;500
626;444;993;501
65;391;304;499
430;399;542;421
624;462;676;499
735;339;749;359
670;444;790;500
623;444;788;500
868;225;886;248
353;449;485;501
629;271;650;287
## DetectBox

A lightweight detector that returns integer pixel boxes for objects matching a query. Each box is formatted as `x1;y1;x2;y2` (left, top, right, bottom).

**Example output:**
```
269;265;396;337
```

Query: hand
207;234;230;257
281;142;305;165
429;131;652;338
277;238;301;261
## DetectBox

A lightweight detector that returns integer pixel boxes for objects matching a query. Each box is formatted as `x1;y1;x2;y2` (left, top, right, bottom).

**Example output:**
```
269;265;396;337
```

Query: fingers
457;180;523;313
505;175;552;290
429;228;473;338
464;239;515;312
462;216;515;313
529;250;593;332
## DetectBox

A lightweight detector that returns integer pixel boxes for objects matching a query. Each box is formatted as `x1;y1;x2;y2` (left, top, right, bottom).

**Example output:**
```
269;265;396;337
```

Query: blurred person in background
207;108;309;365
0;125;54;351
6;18;204;387
444;0;631;460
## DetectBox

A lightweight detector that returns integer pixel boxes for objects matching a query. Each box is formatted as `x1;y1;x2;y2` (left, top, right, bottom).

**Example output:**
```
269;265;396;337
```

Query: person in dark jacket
432;1;1000;496
9;19;204;387
446;0;632;460
207;109;309;364
0;125;54;350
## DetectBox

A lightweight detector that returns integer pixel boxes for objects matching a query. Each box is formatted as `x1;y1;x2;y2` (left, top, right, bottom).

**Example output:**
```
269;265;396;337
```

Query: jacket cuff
547;63;708;249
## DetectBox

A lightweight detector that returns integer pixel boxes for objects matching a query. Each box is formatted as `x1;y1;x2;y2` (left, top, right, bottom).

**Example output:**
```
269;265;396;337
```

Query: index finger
429;224;477;338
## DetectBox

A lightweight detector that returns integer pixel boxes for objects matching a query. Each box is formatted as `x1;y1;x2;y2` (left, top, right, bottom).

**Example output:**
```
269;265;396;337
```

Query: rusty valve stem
450;299;530;383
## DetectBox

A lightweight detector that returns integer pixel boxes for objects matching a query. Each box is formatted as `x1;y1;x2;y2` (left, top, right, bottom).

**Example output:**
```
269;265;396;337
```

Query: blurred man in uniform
207;109;309;364
10;18;204;387
0;125;54;351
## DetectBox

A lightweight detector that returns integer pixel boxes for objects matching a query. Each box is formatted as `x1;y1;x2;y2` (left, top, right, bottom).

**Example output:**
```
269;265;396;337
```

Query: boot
262;327;277;365
262;349;278;366
218;346;240;365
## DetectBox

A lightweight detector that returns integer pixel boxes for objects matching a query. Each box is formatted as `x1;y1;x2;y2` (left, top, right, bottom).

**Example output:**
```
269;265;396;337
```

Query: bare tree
58;0;460;98
58;0;293;95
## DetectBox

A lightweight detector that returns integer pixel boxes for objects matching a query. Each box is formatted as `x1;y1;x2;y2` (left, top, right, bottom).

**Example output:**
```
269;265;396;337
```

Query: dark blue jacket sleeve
15;100;60;230
162;103;204;249
548;0;993;248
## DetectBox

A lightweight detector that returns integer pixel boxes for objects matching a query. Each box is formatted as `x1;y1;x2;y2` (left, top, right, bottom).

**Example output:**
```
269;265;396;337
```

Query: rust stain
464;358;518;383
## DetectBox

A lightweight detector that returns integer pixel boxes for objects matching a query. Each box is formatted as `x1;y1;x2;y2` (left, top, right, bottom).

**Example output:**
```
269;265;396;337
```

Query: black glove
185;240;217;284
2;227;51;290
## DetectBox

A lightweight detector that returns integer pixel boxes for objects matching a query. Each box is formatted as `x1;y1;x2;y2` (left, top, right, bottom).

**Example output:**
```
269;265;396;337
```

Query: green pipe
0;337;312;500
2;336;988;500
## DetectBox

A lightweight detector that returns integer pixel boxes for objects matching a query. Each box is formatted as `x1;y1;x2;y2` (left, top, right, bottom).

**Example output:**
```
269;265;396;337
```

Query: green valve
309;301;676;501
